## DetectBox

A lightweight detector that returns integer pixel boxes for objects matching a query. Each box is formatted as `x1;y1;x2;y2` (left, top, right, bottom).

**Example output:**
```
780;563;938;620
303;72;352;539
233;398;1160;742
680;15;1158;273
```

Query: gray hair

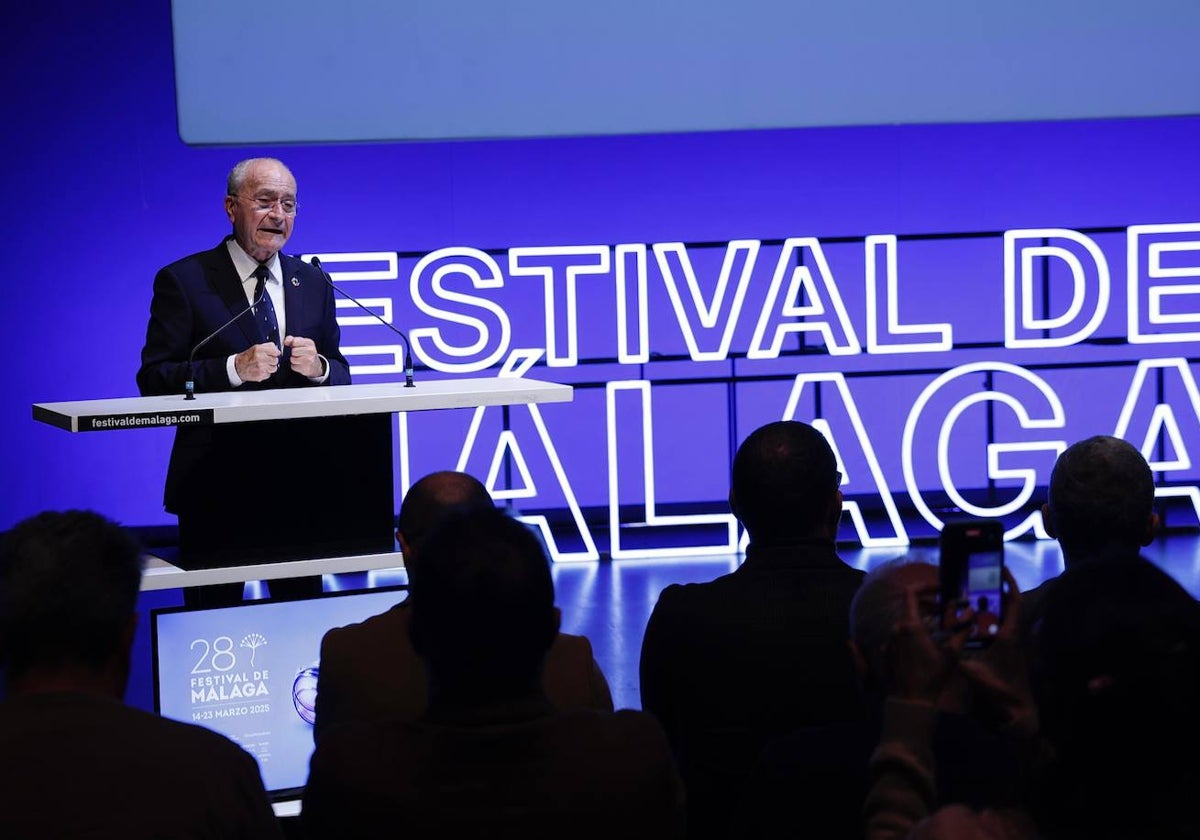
850;557;938;681
226;157;291;195
1047;435;1154;559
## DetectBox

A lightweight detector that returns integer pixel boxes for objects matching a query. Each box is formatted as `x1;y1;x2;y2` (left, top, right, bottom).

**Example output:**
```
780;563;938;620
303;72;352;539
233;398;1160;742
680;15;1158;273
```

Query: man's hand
884;583;967;706
285;335;325;378
234;342;282;382
957;568;1037;736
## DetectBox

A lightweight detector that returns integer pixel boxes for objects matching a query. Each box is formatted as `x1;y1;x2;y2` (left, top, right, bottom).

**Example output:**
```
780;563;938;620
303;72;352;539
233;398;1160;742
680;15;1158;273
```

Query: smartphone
938;518;1005;647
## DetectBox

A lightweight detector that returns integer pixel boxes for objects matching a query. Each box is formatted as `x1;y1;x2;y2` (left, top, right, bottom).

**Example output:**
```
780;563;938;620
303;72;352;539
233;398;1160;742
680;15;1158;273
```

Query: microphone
184;284;267;400
310;256;416;388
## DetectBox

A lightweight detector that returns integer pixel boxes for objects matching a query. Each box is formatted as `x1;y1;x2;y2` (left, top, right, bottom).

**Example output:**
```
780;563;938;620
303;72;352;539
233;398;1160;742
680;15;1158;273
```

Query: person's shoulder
652;572;733;606
1021;576;1053;600
281;252;324;279
845;561;869;584
55;699;265;781
548;631;597;673
313;715;415;769
842;556;867;576
137;705;259;762
831;555;867;578
0;698;277;839
644;577;736;632
160;241;228;274
322;602;408;652
551;630;593;657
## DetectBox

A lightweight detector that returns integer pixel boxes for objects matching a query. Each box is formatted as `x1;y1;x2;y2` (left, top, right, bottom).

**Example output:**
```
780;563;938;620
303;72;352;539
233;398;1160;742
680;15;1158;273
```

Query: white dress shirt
224;239;328;386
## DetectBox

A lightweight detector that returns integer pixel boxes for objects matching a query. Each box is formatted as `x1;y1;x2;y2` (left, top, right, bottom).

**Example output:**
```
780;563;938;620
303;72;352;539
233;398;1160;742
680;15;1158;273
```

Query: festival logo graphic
292;663;320;725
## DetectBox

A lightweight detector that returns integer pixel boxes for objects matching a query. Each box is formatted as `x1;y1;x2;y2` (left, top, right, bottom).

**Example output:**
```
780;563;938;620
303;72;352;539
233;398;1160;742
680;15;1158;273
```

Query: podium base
170;414;396;570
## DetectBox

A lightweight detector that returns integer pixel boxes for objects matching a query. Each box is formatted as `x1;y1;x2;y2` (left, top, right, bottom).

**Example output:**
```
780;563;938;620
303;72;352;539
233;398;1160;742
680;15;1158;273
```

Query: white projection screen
172;0;1200;145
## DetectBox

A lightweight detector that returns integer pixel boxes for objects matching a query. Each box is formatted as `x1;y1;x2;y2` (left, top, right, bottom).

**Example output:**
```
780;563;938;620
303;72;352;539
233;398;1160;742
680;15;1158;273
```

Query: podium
33;378;573;575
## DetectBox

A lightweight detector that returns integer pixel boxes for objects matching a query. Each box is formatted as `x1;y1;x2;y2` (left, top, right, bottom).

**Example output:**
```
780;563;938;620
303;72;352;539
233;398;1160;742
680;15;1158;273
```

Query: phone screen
939;519;1005;646
962;550;1003;641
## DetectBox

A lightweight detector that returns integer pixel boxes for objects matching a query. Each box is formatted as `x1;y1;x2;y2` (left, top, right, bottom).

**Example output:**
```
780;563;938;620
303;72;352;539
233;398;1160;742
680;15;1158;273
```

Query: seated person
734;559;1022;840
865;556;1200;840
640;420;866;840
302;509;683;839
0;510;281;838
1024;435;1158;637
313;470;612;743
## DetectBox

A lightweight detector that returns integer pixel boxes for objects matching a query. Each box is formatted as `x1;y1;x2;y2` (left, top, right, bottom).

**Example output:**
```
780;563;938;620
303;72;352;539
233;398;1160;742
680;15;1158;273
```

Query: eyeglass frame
229;193;298;216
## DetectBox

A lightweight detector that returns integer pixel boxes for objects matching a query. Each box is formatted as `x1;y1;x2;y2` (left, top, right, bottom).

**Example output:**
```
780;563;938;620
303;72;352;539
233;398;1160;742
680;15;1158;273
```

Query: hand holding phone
961;572;1036;734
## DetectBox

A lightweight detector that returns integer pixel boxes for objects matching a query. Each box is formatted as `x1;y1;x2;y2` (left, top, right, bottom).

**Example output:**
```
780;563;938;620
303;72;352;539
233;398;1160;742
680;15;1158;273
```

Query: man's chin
253;234;288;255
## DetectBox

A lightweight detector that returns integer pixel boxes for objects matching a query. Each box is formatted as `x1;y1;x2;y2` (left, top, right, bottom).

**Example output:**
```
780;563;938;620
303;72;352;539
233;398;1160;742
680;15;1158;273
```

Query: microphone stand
310;256;416;387
184;286;267;400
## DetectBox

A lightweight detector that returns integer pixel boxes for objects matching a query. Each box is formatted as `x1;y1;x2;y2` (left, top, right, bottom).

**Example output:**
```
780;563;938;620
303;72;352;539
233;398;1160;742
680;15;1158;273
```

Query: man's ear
223;195;237;224
398;531;417;576
1142;510;1160;547
1041;503;1057;539
825;490;844;539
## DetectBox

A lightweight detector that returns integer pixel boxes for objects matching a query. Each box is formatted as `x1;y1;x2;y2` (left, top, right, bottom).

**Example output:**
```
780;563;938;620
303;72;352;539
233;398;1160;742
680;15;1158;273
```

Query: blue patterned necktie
252;263;281;349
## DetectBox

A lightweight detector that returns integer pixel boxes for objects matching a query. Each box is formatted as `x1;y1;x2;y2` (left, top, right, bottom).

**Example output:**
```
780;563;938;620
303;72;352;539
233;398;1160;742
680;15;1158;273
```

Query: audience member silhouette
734;559;1021;840
640;419;866;840
313;470;612;743
1023;435;1157;635
302;509;683;839
0;510;281;839
865;556;1200;840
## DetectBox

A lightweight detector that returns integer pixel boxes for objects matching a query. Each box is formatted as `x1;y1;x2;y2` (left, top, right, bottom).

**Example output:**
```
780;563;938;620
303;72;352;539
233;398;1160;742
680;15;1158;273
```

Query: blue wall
5;1;1200;546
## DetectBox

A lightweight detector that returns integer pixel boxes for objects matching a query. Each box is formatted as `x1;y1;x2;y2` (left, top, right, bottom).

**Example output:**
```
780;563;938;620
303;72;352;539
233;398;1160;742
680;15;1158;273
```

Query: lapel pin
291;276;300;287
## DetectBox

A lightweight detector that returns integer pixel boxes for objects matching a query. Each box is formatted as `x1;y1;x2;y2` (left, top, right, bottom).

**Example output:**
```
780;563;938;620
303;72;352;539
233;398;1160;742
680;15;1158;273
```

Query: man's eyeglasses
231;194;298;216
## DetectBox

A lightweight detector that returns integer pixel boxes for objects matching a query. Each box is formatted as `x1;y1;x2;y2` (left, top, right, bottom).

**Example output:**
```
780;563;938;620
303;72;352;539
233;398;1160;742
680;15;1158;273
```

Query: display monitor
151;586;407;799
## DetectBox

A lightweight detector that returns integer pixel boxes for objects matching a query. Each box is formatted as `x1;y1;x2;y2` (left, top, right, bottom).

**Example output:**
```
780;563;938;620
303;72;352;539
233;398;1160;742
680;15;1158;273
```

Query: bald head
1045;435;1156;566
397;471;494;567
730;420;842;544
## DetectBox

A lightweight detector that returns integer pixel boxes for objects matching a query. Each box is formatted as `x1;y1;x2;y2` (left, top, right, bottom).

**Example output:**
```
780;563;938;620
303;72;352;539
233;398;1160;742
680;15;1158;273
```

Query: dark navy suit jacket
137;239;351;512
137;238;349;396
639;539;866;840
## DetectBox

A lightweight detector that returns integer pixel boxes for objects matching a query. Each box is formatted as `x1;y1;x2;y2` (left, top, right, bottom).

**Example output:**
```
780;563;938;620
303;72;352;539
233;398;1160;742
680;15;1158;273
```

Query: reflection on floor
547;530;1200;711
128;528;1200;715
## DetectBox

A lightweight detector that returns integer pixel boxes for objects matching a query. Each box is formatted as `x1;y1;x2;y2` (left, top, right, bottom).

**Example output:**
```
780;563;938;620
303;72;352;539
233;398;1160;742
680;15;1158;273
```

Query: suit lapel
204;240;261;346
280;253;305;341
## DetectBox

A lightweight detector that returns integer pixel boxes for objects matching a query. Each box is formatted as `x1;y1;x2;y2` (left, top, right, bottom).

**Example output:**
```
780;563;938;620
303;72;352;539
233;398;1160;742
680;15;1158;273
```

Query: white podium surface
33;376;572;590
140;549;406;591
32;377;573;432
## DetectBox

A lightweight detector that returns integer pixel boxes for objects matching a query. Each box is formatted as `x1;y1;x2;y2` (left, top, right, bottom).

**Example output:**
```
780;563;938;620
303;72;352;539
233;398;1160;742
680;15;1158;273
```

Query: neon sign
307;221;1200;560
